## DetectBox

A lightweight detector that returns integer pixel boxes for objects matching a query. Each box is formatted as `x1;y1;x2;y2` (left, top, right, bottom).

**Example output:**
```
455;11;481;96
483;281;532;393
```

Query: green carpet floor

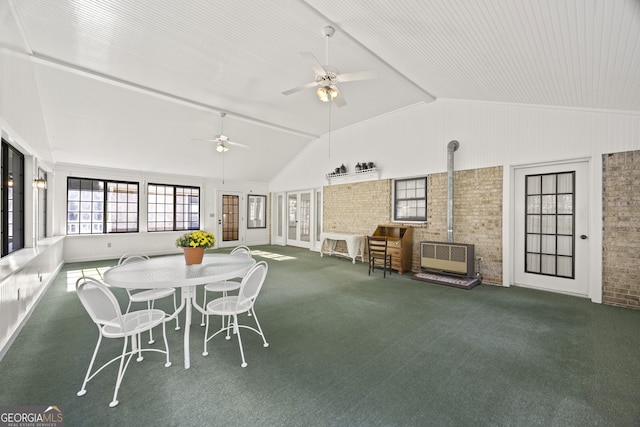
1;245;639;426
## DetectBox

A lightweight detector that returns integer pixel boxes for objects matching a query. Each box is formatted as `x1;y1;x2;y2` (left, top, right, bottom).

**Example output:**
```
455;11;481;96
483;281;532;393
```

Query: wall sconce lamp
34;178;47;189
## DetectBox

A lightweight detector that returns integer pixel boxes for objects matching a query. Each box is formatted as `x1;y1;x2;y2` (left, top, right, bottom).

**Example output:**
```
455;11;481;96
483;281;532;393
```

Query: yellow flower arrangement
176;230;216;249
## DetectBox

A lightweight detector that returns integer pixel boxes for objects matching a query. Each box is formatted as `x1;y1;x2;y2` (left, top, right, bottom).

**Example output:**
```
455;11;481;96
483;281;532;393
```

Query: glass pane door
222;194;239;242
514;161;589;297
287;194;297;241
286;191;312;248
525;172;575;278
299;192;310;243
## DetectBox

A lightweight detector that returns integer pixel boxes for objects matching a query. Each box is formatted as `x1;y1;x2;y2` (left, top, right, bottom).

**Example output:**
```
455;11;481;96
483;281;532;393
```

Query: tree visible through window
393;177;428;222
67;177;139;234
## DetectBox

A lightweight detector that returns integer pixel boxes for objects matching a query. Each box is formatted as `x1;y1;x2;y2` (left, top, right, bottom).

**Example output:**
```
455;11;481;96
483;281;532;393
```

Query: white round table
103;253;256;369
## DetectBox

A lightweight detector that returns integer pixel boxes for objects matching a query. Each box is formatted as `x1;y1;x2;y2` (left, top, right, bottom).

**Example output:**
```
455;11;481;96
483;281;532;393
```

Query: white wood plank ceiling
2;0;639;182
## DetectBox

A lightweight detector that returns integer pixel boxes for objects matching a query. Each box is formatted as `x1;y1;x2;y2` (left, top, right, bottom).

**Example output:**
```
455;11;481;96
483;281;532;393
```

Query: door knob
580;235;587;240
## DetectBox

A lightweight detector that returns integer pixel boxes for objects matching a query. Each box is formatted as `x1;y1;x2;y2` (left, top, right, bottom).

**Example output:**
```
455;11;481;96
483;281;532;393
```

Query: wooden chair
367;236;392;277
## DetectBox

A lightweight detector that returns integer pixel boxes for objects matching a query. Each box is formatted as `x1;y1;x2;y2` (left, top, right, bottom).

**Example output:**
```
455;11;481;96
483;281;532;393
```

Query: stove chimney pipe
447;140;459;243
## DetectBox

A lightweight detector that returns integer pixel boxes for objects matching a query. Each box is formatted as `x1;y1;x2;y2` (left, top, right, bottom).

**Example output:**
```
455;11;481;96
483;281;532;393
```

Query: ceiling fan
193;112;250;152
282;26;377;107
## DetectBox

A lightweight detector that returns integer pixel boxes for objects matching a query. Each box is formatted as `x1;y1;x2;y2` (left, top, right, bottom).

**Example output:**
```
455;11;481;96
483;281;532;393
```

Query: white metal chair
118;253;180;343
203;261;269;367
75;276;171;408
200;245;252;330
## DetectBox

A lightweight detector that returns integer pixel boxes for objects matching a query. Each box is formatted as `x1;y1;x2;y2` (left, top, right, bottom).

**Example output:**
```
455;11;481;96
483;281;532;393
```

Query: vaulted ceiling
2;0;639;182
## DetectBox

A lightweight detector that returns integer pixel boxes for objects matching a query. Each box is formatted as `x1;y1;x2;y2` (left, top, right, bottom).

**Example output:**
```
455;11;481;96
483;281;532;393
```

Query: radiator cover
420;241;475;277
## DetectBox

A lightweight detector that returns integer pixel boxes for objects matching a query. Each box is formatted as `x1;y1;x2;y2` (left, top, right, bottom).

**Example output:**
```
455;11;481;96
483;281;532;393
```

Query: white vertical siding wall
0;237;64;360
271;99;640;191
441;99;640;168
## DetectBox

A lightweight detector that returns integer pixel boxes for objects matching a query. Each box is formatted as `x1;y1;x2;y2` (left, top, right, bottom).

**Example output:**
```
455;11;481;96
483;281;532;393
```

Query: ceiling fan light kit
216;141;229;152
282;25;376;107
316;86;338;102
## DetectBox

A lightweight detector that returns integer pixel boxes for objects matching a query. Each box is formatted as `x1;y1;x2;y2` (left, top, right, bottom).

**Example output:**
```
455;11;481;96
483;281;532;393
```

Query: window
1;140;25;256
148;184;200;231
36;168;47;240
67;177;139;234
247;195;266;228
393;176;427;222
524;172;575;278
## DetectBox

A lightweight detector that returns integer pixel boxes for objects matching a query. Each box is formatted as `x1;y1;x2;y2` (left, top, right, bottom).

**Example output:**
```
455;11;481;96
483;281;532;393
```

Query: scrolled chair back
237;261;268;306
118;253;150;266
230;245;252;258
76;277;123;329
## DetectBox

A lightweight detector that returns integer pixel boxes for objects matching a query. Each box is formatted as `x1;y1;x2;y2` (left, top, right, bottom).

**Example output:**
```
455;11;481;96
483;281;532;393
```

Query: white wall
0;237;64;361
56;163;270;262
270;98;640;303
271;99;640;191
0;46;65;360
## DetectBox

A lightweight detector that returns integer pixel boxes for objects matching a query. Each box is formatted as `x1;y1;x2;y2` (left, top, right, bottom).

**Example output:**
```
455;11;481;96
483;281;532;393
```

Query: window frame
147;183;200;232
66;177;139;235
1;140;25;256
36;167;47;240
247;194;267;229
524;171;576;278
392;176;428;222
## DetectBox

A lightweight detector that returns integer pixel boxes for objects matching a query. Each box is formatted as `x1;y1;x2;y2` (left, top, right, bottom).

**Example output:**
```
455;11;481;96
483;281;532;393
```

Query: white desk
103;253;255;369
319;232;365;264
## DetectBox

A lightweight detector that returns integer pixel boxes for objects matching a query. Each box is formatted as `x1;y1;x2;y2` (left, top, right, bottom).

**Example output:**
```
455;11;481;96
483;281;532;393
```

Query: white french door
217;191;243;248
272;193;286;245
514;161;589;296
286;191;312;248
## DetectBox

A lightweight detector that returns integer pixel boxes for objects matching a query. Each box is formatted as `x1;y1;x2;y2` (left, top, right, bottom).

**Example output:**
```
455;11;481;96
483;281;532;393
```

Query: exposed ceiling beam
28;51;320;140
300;0;436;104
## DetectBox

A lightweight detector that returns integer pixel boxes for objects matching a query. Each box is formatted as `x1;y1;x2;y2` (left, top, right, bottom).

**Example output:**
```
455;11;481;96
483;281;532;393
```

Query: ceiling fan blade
334;91;347;108
227;140;250;149
336;70;378;82
300;52;327;76
282;80;318;96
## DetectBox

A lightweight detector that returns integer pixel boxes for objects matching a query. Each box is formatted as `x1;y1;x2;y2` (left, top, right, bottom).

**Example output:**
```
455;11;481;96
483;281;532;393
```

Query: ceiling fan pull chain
328;100;332;157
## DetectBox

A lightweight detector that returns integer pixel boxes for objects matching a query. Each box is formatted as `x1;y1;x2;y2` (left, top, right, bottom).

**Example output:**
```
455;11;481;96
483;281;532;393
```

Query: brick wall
602;150;640;309
323;166;503;284
323;179;392;235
